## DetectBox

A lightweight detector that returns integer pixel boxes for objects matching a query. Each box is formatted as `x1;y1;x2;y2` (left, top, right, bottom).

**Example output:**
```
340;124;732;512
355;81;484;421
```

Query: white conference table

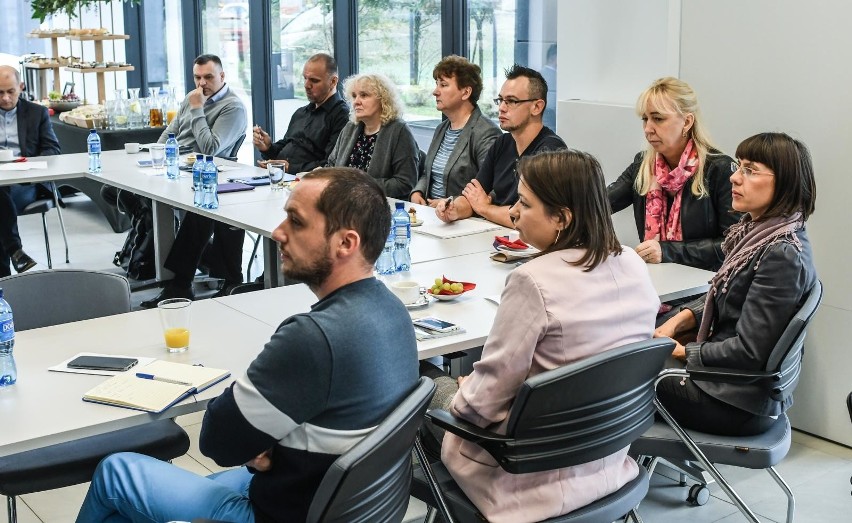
215;254;713;360
0;299;276;458
28;150;512;287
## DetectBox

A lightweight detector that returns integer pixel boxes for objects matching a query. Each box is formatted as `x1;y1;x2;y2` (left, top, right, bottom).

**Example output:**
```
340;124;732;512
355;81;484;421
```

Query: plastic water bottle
192;153;204;207
201;155;219;209
165;133;179;180
392;202;411;272
86;129;101;174
0;289;17;387
375;224;396;275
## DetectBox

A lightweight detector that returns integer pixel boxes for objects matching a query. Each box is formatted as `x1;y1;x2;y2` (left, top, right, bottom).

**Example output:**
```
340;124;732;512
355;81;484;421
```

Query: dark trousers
0;184;38;277
657;375;775;436
165;212;245;286
101;186;246;286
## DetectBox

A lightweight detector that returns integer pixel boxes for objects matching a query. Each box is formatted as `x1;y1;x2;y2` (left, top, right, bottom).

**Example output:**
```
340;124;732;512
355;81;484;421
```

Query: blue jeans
76;452;256;523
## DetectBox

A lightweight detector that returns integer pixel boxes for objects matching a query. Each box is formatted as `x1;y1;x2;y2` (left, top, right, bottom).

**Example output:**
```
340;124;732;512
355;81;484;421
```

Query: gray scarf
696;212;804;342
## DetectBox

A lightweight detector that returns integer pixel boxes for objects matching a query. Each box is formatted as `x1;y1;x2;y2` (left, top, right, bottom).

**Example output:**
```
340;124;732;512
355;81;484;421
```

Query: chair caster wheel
687;483;710;506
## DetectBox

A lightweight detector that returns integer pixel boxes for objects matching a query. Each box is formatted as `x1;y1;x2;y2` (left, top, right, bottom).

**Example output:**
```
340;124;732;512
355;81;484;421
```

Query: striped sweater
200;278;419;522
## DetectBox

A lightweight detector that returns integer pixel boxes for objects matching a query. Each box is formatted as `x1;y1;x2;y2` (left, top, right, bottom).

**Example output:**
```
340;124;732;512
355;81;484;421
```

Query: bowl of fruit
427;276;476;301
48;91;81;113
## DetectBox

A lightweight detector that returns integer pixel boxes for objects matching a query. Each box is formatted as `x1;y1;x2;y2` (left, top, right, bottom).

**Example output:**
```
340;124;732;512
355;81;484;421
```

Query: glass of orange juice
157;298;192;352
165;109;178;125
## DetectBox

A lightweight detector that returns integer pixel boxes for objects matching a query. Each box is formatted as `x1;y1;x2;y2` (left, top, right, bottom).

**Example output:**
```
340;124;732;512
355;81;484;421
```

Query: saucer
0;157;23;163
410;219;424;227
404;294;433;309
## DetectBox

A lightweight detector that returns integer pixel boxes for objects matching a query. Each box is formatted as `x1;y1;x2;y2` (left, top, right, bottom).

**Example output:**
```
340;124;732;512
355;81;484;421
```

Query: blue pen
136;373;193;387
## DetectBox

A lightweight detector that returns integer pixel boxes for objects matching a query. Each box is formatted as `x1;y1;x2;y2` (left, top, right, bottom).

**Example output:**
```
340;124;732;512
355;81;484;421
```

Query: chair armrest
426;409;511;446
685;364;781;385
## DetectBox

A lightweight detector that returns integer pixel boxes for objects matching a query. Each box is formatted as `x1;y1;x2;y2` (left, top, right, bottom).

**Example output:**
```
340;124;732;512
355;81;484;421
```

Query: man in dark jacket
0;65;61;276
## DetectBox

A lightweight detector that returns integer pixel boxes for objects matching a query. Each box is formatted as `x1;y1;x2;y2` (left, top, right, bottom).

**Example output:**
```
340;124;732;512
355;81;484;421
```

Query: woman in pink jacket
424;150;660;522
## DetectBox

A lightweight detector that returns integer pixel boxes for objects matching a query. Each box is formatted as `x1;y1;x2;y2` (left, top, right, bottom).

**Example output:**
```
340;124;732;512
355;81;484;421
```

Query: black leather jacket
607;152;741;271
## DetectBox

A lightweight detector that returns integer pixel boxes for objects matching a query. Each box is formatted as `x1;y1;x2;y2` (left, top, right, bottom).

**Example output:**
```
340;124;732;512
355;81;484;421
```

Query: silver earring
553;229;561;245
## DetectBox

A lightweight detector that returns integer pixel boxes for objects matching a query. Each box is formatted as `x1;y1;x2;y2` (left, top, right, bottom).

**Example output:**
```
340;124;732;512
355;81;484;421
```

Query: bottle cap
89;129;96;133
196;154;204;159
206;155;214;161
169;133;175;138
395;202;404;209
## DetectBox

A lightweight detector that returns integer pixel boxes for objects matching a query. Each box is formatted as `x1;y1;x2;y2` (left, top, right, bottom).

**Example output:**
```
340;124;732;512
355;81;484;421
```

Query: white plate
0;157;23;163
410;219;424;227
428;291;468;301
495;245;538;257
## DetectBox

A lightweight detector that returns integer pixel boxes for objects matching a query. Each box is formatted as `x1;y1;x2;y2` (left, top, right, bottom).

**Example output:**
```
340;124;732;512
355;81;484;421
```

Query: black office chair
18;182;69;268
632;280;823;523
190;377;435;523
411;338;674;523
306;376;435;522
221;133;246;162
0;269;191;523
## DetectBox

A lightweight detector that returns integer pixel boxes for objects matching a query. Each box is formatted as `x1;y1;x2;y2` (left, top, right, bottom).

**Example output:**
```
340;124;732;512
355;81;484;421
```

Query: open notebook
83;360;231;413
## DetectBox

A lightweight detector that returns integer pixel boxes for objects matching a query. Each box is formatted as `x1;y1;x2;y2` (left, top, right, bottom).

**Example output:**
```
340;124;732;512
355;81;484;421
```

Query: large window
200;0;253;163
356;0;442;122
271;1;335;144
470;0;558;129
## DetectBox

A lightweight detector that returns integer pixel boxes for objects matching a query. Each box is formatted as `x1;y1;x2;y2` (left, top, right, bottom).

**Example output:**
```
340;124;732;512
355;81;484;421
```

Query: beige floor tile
182;422;233;474
175;411;205;427
1;496;42;523
19;483;88;523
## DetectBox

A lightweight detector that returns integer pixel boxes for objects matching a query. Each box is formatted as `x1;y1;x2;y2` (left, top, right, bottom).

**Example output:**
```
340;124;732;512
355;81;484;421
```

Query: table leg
152;200;176;281
262;237;281;288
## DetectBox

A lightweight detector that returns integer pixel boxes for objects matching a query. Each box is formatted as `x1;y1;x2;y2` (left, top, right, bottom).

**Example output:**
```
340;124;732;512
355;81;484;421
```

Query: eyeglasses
731;161;775;179
493;97;538;107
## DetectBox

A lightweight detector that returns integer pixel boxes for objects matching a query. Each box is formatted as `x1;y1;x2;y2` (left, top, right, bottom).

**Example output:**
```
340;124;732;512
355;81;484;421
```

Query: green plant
29;0;140;23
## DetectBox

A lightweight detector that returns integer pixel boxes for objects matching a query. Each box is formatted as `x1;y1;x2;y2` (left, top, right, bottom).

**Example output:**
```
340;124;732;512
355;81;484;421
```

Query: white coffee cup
0;149;13;161
125;142;140;154
390;280;421;305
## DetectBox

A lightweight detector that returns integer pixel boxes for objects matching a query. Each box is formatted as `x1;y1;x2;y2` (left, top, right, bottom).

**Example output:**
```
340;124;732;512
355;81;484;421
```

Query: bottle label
0;317;14;343
88;142;101;154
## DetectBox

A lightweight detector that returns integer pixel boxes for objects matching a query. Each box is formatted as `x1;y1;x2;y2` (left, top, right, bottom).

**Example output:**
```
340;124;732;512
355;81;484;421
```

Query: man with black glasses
436;64;566;228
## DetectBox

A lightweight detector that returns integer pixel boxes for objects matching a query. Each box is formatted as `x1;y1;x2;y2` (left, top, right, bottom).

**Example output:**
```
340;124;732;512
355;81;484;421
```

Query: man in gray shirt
115;55;248;307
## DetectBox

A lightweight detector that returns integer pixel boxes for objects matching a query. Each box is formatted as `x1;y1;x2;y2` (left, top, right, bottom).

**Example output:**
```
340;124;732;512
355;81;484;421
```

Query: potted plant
30;0;140;23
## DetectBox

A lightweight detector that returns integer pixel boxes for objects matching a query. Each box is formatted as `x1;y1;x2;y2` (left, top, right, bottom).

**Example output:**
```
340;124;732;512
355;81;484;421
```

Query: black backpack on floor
113;206;156;281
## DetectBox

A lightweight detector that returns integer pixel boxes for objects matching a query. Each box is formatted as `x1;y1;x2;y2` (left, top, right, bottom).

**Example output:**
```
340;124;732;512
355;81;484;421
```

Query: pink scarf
644;139;699;242
696;213;804;342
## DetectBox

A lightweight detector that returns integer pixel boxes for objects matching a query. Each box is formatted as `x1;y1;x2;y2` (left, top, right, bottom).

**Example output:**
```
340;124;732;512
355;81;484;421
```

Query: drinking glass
267;161;286;190
150;144;166;174
157;298;191;352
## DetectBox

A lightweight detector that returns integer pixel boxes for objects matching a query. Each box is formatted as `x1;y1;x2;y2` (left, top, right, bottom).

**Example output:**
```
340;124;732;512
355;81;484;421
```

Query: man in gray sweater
138;54;248;307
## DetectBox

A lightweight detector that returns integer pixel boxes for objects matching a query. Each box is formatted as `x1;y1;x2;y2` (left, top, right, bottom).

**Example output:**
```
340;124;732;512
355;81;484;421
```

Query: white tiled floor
4;193;852;522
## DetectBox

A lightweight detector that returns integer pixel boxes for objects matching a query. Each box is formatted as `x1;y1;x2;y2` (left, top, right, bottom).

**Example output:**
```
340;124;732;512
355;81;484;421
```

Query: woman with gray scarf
654;132;817;436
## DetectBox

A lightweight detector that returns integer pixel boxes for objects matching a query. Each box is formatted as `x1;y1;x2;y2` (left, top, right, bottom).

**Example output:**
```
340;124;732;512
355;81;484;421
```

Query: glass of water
150;144;166;174
267;161;286;190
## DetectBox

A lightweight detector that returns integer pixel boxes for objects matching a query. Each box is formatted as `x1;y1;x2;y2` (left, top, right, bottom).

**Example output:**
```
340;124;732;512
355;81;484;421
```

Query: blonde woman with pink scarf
608;77;740;273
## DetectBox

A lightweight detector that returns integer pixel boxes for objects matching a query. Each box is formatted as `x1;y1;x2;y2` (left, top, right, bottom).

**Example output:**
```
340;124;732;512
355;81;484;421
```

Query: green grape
442;283;451;291
434;278;443;286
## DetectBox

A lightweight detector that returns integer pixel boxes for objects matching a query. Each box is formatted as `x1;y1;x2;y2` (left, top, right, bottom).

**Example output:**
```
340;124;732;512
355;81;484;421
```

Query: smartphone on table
67;355;139;372
412;317;460;333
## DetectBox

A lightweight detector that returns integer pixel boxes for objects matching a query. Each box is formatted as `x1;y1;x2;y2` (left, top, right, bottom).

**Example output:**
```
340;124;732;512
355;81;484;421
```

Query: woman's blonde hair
635;77;720;198
342;73;405;125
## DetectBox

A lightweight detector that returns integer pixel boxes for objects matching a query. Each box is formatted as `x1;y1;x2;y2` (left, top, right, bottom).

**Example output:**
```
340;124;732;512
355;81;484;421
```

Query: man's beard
282;244;333;289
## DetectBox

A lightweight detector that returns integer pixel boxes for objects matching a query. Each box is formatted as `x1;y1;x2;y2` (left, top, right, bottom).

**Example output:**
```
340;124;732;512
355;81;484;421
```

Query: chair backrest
0;269;131;331
221;134;246;161
491;338;674;474
306;377;436;523
765;280;823;402
847;392;852;425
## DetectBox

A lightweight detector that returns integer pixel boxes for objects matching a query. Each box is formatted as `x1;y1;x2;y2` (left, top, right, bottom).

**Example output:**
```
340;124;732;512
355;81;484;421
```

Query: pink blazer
441;248;660;523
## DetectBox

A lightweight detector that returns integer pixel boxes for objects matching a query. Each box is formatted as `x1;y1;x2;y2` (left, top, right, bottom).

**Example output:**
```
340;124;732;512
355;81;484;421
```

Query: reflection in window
272;2;335;141
142;0;185;96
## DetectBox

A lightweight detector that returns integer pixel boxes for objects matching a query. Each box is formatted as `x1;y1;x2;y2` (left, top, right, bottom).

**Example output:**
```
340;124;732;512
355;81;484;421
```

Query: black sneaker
11;250;36;273
211;281;243;299
139;285;194;309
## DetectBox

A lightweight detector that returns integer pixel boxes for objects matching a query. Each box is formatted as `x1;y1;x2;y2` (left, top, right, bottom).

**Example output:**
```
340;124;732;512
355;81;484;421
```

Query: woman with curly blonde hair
326;73;419;198
608;77;740;272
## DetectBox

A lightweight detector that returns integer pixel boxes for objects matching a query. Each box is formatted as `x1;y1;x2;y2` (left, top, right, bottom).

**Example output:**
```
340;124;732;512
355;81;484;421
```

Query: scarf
644;139;699;242
696;212;804;342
